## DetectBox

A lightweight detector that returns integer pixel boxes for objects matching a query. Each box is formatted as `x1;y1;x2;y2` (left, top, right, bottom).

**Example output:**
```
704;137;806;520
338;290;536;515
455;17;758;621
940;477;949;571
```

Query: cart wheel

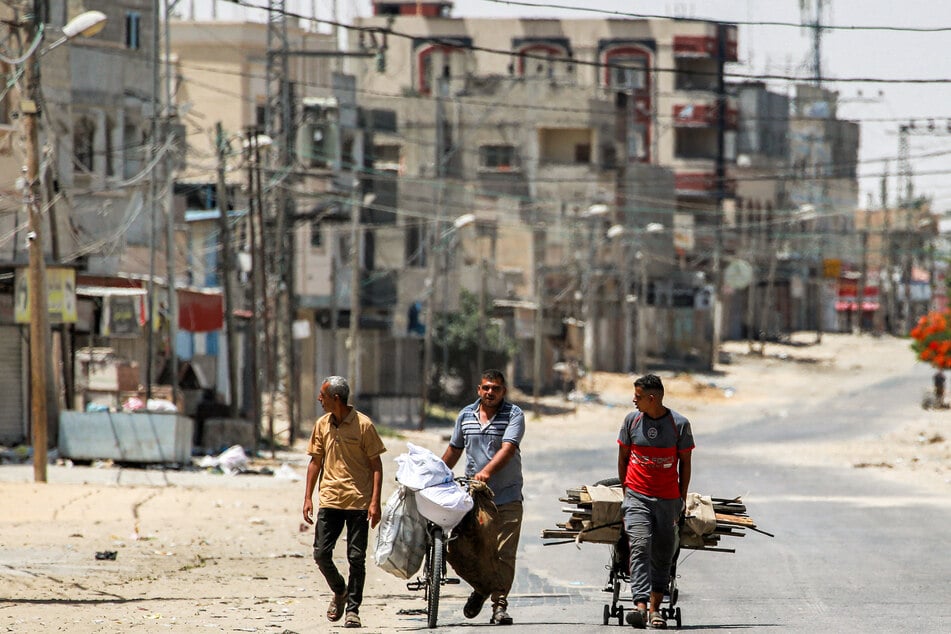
675;607;682;628
616;605;624;626
603;604;610;626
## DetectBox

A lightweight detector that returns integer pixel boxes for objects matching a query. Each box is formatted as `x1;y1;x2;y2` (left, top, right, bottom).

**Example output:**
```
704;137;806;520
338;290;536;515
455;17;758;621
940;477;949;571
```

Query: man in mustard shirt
303;376;387;629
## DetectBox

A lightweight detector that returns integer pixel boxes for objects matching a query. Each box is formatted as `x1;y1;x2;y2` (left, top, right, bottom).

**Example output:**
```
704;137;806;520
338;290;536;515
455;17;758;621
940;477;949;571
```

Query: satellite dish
723;259;753;290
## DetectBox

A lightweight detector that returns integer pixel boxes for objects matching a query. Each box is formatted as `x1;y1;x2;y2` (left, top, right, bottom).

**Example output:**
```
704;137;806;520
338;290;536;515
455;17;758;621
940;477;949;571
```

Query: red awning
178;289;223;332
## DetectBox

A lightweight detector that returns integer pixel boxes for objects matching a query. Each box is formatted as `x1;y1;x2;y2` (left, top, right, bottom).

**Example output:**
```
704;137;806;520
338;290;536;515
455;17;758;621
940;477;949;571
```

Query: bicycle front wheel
426;527;444;629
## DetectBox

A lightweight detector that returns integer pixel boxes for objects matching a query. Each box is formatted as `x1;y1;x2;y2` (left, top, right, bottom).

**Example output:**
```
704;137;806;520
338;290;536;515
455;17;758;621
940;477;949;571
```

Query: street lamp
19;10;108;482
419;212;476;429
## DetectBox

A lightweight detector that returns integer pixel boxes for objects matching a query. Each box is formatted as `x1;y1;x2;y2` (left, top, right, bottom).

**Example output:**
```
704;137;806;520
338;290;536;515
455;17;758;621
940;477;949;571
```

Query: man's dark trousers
314;507;369;614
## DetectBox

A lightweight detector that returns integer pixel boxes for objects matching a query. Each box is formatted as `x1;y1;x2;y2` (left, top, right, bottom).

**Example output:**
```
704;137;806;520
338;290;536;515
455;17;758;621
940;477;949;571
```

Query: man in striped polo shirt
442;369;525;626
618;374;694;629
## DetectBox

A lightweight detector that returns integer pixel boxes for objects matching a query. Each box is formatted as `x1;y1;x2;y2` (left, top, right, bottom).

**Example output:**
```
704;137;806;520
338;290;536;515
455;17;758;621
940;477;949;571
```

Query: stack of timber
540;486;771;552
680;496;771;553
540;485;624;545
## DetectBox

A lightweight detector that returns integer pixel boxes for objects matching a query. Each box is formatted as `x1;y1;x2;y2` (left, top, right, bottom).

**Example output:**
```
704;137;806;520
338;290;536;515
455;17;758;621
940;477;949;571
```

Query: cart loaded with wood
540;479;773;628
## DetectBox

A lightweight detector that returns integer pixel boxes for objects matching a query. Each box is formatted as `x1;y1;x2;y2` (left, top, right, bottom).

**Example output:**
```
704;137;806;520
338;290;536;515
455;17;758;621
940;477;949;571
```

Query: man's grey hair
322;375;350;403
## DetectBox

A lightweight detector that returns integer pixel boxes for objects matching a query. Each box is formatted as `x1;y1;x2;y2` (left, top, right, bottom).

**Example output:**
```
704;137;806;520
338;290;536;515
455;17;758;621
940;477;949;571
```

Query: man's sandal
625;607;647;628
327;591;347;622
648;612;667;629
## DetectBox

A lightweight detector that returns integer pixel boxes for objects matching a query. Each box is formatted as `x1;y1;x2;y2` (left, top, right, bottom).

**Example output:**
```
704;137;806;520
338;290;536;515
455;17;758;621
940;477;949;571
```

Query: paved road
3;355;947;632
418;360;951;632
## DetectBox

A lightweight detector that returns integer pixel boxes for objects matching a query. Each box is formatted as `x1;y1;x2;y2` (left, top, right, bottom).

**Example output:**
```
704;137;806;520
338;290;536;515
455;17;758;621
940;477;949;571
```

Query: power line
222;0;951;85
478;0;951;33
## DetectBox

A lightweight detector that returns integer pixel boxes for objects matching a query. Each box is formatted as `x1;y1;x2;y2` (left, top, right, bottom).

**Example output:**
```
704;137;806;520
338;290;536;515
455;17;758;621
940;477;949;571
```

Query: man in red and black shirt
617;374;694;629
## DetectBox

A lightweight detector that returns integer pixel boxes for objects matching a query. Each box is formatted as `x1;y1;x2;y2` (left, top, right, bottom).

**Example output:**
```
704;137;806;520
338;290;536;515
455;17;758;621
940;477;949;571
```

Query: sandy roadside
0;332;947;633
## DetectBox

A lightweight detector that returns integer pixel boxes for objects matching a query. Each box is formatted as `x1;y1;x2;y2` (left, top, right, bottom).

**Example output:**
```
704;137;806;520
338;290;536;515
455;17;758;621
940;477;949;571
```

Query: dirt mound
589;371;728;405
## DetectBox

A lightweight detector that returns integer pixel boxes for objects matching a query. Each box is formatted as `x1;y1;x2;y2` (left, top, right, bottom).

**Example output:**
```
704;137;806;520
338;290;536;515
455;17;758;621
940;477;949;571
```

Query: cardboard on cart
578;485;624;544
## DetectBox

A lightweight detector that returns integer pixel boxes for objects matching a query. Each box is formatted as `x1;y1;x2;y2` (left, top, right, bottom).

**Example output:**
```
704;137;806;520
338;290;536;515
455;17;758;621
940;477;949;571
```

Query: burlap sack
445;480;505;596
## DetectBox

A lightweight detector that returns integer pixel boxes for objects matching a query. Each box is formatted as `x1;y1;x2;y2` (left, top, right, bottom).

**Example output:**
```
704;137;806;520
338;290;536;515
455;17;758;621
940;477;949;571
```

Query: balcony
674;170;736;199
672;27;737;62
672;103;738;129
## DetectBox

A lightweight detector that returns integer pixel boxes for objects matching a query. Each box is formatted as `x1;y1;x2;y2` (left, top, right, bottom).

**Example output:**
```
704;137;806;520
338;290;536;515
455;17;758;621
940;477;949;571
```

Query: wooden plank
715;513;756;527
563;506;591;516
541;529;579;538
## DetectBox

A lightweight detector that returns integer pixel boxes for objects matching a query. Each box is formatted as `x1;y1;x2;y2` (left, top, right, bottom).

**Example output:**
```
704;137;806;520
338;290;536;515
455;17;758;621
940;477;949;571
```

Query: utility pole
709;22;728;371
21;3;50;483
215;123;240;417
16;4;106;482
581;218;599;377
898;123;913;333
420;76;449;428
621;246;633;374
856;221;868;334
636;251;647;373
348;143;364;399
532;225;545;415
329;224;338;371
266;0;296;440
246;127;264;452
877;163;892;334
146;0;161;401
477;256;487;372
162;0;178;408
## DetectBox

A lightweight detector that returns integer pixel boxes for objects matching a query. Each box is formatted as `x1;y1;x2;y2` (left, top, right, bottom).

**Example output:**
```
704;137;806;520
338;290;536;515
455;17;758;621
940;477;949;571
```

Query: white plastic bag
217;444;248;476
394;442;454;491
374;485;427;579
415;480;474;531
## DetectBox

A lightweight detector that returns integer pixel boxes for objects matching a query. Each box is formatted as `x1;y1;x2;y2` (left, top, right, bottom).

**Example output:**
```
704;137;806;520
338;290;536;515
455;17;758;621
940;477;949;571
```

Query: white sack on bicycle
394;442;454;490
374;484;428;578
415;481;474;530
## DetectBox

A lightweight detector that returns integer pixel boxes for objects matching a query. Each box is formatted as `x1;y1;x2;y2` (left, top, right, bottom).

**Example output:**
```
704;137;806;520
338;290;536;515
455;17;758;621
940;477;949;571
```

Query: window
416;44;468;95
574;144;590;164
610;56;647;90
105;116;114;177
310;221;323;248
126;13;141;50
674;58;717;91
406;226;425;267
74;117;96;172
373;144;401;171
479;145;518;171
0;65;10;124
124;122;143;178
602;46;651;91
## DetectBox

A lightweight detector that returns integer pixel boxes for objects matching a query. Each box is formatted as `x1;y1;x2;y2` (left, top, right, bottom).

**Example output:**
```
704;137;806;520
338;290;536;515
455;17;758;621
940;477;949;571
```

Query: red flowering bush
910;310;951;369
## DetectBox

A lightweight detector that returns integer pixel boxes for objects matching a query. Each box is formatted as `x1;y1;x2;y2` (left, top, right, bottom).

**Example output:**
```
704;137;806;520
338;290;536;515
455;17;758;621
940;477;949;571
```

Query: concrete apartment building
351;0;739;381
0;0;161;444
170;20;342;424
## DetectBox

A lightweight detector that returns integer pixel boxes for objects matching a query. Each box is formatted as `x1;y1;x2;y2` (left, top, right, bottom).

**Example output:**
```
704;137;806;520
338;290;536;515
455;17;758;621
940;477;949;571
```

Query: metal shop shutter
0;325;24;444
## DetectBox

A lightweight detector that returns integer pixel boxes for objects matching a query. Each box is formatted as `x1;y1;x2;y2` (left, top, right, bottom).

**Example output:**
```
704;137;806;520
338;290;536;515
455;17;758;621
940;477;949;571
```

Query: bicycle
405;477;473;628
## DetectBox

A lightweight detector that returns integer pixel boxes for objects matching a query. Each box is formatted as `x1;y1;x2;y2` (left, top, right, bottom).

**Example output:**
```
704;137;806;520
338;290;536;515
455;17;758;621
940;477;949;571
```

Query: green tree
430;289;517;406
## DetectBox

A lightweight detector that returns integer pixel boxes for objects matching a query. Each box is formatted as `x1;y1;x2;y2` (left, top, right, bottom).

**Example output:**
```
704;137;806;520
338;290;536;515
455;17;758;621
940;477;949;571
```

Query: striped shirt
449;399;525;505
